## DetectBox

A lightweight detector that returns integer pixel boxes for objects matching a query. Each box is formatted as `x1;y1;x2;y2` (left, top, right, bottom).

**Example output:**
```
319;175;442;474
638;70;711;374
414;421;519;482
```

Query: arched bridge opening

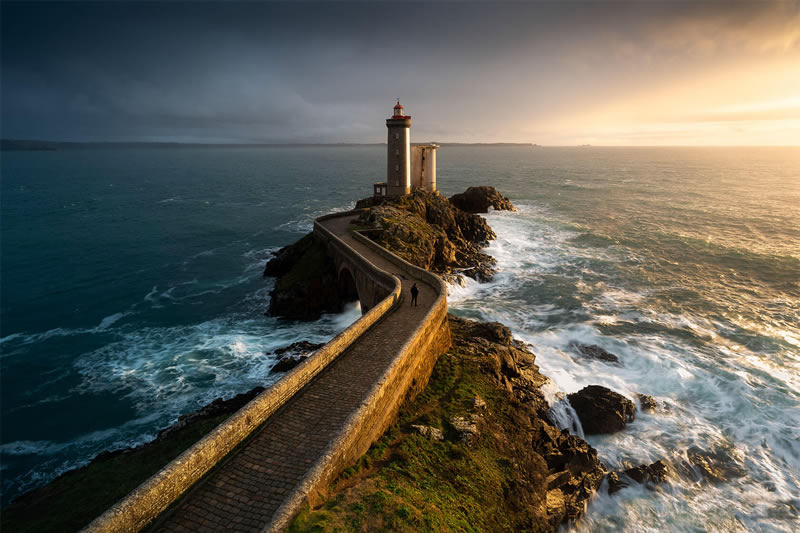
338;267;359;307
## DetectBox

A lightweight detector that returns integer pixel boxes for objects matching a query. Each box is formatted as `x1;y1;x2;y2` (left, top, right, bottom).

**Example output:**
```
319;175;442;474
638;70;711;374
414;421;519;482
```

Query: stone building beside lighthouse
374;101;438;198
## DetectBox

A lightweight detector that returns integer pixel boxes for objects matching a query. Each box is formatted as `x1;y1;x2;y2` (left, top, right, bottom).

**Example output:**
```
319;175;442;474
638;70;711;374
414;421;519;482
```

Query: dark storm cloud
2;1;798;143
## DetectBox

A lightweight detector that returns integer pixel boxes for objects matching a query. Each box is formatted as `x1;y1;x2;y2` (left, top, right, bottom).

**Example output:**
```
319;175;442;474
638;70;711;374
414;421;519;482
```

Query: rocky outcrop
265;187;515;317
569;341;621;365
449;186;516;214
441;317;607;527
635;393;658;412
269;341;325;373
567;385;636;435
678;445;747;484
356;188;514;282
606;460;670;494
263;234;357;320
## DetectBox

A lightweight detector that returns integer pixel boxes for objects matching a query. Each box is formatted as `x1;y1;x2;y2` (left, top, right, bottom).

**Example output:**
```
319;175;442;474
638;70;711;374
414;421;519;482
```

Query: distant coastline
0;139;536;151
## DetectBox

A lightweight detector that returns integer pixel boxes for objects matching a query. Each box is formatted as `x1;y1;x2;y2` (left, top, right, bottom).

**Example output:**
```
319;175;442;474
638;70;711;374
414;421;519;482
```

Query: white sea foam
447;201;800;532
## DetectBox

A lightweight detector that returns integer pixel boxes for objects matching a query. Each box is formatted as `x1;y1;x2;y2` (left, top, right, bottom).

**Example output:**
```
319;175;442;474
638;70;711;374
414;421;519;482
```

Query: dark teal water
2;147;799;530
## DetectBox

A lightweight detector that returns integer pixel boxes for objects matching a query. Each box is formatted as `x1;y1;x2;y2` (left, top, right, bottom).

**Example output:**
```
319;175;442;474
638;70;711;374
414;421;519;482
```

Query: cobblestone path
151;215;436;532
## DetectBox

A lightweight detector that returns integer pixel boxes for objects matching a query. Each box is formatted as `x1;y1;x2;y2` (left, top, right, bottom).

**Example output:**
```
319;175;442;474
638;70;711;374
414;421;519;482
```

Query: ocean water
1;146;799;531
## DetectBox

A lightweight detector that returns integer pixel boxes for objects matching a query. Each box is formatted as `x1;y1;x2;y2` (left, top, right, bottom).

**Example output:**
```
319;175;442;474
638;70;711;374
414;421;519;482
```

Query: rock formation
606;460;670;494
449;185;516;214
569;341;621;365
355;189;514;282
269;341;325;373
567;385;636;435
263;234;357;320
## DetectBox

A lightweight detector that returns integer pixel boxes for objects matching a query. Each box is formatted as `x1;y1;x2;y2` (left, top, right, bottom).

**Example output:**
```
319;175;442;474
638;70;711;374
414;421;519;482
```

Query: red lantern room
392;100;405;118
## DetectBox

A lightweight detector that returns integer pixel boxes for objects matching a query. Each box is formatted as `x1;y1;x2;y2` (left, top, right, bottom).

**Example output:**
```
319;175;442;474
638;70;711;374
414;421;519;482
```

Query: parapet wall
82;218;401;533
266;219;452;532
83;208;451;533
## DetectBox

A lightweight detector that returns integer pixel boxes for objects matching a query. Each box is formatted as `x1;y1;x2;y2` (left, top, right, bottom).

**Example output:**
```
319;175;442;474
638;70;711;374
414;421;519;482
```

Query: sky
2;1;799;146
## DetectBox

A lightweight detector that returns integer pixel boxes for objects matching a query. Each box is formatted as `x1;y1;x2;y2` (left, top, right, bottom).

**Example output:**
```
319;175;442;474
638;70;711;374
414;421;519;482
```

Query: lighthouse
385;100;411;196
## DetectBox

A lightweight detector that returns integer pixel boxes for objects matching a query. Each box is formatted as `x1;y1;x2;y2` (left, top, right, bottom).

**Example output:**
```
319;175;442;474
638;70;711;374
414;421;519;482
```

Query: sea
1;146;798;531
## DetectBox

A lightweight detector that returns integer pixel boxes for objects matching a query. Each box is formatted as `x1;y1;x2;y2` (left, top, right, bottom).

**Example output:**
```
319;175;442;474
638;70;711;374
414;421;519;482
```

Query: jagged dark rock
678;445;747;484
569;341;621;365
263;234;357;320
567;385;636;435
635;393;658;412
269;341;325;373
449;185;516;214
606;460;670;494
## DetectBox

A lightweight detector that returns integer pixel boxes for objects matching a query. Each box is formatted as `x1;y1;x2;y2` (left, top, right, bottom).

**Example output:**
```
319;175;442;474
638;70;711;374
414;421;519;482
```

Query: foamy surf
448;203;800;532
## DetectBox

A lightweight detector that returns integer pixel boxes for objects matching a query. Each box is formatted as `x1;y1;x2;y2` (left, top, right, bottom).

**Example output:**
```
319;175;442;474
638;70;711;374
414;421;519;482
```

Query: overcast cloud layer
2;1;799;145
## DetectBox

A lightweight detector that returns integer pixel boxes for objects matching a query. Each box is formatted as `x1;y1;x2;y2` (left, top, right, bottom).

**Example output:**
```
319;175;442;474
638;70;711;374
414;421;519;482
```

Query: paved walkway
150;215;436;532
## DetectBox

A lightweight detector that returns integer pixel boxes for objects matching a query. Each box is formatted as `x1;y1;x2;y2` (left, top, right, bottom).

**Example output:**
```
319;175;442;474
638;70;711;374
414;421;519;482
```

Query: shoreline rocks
449;186;516;214
606;460;670;494
568;341;621;365
269;341;325;373
263;234;357;320
567;385;636;435
355;189;512;282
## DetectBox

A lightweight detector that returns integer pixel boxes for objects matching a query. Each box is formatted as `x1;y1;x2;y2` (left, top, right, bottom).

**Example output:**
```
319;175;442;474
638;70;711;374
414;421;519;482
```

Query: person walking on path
410;283;419;306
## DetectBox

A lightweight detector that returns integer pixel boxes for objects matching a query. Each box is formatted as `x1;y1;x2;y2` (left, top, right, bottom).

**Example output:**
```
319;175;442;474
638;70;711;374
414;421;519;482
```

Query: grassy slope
288;320;551;533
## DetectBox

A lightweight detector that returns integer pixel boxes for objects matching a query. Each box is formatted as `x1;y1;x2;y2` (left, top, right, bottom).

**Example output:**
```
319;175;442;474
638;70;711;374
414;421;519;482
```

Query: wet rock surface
679;445;747;484
606;460;670;494
269;341;325;373
569;341;621;364
449;185;516;214
635;393;658;412
567;385;636;435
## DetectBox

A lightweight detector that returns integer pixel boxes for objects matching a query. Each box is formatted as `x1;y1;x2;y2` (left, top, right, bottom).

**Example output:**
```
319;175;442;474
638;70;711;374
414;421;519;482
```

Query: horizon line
2;139;799;149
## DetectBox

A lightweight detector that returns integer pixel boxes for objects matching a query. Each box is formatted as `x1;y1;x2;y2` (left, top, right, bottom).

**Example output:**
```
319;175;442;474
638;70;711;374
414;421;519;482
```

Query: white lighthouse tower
385;100;411;197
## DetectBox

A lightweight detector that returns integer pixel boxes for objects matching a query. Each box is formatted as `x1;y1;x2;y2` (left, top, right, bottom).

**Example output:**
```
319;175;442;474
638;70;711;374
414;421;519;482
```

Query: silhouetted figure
410;283;419;306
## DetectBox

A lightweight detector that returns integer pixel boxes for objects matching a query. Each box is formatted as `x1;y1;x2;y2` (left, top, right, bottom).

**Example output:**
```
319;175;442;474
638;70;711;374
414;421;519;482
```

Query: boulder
635;393;658;412
568;341;620;364
607;460;670;494
411;425;444;442
680;445;747;484
269;341;325;373
450;415;479;444
567;385;635;435
449;186;516;214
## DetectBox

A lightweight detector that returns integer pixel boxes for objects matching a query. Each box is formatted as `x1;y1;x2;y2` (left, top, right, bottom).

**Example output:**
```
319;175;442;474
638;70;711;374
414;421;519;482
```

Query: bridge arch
337;266;359;305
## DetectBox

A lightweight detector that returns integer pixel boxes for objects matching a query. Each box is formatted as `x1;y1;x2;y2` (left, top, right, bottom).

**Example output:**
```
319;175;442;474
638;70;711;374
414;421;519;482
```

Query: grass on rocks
288;328;545;533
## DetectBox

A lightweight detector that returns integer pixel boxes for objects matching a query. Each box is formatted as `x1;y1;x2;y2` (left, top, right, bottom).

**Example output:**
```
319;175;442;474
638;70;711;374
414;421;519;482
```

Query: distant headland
0;139;536;151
